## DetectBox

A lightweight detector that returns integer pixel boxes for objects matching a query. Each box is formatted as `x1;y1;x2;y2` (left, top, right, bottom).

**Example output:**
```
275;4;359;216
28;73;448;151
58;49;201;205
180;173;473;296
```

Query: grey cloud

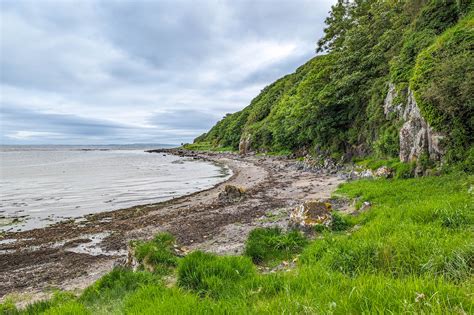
1;105;130;137
149;109;221;130
0;0;336;144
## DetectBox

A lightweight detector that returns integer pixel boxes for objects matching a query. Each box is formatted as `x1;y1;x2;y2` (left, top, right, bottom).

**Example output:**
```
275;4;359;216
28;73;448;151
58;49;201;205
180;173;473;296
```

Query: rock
218;185;245;203
294;154;345;174
239;134;252;155
126;243;140;271
360;169;374;179
383;83;403;118
113;257;127;268
374;166;392;178
398;88;444;163
289;200;332;231
359;201;371;212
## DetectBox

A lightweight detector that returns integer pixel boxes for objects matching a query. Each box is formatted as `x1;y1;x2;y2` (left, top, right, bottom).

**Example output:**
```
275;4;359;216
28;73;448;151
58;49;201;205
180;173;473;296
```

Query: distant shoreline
0;146;230;232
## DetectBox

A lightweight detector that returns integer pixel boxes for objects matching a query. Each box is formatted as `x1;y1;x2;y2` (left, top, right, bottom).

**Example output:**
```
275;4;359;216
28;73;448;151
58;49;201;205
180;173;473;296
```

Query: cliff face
384;83;444;163
195;2;473;168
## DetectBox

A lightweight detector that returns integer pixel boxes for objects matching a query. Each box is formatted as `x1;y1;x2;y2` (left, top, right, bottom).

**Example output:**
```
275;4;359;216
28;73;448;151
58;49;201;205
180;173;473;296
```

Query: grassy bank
1;173;472;314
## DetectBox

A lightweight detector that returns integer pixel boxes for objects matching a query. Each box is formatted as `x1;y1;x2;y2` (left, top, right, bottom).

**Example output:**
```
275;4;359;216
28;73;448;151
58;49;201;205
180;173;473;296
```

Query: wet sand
0;150;344;304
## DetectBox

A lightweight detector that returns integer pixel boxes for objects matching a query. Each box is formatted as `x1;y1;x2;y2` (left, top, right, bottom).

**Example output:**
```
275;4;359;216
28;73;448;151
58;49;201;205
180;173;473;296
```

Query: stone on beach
218;185;246;203
289;200;332;230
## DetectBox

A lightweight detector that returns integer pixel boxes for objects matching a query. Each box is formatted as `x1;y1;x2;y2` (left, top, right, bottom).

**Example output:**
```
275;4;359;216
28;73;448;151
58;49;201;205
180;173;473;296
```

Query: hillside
194;1;473;171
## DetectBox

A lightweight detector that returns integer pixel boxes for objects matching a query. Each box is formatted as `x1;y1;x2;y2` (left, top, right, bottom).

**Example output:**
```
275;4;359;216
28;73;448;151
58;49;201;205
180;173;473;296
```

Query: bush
177;251;255;298
131;232;178;273
244;227;308;264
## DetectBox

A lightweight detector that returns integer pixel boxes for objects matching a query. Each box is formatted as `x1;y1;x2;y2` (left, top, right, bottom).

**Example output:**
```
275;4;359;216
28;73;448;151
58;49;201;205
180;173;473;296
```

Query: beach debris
289;200;332;231
218;185;246;203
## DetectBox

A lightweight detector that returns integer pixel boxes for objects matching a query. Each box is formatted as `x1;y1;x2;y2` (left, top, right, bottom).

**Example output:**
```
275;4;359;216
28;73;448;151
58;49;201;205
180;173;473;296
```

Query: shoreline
0;150;345;304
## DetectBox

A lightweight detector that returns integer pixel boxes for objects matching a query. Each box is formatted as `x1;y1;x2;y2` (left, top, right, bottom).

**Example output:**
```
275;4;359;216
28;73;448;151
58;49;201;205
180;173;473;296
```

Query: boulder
289;200;332;230
374;166;393;178
218;185;245;203
360;169;374;179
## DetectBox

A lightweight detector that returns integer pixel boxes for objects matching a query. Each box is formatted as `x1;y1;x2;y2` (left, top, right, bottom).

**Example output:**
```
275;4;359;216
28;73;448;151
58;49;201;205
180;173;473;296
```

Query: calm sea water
0;145;231;232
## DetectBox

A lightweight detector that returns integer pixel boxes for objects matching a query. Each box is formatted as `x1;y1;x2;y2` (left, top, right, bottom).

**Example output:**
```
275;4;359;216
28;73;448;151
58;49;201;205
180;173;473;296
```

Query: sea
0;145;231;232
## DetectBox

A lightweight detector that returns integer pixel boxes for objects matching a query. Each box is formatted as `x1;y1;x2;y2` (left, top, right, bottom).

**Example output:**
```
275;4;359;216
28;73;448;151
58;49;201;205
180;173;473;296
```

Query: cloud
149;109;222;130
0;0;336;144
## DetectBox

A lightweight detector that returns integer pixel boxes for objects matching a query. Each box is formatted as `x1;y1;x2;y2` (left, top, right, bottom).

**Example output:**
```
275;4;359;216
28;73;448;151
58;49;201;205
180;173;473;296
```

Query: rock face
239;134;252;155
399;89;444;162
383;83;403;119
289;200;332;230
384;83;444;163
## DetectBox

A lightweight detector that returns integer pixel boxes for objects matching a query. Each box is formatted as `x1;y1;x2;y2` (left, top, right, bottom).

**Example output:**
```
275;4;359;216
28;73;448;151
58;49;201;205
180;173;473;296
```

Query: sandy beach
0;150;344;303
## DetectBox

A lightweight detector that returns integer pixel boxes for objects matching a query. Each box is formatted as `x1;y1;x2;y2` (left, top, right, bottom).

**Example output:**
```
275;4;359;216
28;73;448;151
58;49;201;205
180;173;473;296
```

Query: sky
0;0;335;145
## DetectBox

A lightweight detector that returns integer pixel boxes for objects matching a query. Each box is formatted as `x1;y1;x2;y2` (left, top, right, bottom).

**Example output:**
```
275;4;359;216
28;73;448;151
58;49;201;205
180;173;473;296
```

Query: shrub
244;227;308;264
131;232;178;273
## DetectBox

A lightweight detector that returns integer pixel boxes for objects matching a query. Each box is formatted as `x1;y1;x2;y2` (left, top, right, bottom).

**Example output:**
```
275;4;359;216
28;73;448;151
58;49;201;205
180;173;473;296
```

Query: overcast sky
1;0;335;145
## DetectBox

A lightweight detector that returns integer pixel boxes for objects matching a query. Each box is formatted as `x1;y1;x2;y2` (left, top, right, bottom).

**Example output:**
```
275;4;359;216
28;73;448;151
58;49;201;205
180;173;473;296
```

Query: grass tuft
244;227;308;265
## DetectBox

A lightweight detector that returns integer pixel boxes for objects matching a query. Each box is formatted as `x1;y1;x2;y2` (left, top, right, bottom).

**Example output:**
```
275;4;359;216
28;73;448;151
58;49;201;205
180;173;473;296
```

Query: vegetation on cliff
194;1;473;169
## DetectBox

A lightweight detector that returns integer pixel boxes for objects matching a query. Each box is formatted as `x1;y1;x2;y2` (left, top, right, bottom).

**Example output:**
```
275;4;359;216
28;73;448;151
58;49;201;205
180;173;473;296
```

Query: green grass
2;174;473;314
130;232;178;274
177;251;256;299
244;227;308;265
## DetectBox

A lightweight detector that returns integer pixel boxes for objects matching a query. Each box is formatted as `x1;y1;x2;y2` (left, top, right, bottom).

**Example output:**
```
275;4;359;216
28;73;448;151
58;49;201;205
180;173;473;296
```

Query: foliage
182;142;235;152
244;227;308;264
195;1;472;167
411;12;474;163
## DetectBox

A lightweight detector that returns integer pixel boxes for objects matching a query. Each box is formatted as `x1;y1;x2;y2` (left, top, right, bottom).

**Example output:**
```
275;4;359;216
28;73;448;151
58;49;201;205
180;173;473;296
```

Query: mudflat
0;150;344;302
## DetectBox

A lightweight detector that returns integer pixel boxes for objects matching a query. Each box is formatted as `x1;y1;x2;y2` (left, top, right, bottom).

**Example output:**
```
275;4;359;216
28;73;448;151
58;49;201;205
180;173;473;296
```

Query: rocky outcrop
289;200;332;231
239;134;252;155
384;83;444;163
399;89;444;162
383;83;403;118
